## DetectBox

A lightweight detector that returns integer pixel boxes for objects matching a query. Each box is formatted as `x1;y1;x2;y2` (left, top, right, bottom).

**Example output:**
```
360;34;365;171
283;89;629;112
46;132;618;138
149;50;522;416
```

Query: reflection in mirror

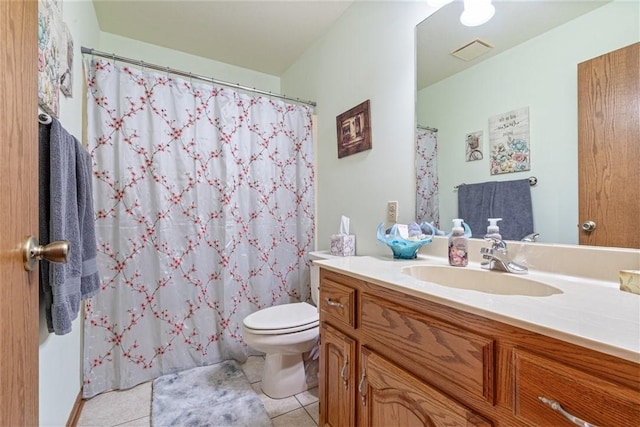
416;1;639;245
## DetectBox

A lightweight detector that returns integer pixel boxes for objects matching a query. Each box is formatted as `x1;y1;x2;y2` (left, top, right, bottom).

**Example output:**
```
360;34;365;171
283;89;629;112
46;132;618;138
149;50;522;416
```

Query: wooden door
0;0;39;425
319;323;357;427
359;348;492;427
578;42;640;248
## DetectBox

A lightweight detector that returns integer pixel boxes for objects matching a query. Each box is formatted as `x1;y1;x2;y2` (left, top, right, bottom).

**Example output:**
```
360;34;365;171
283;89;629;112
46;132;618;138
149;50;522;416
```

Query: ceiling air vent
451;39;493;62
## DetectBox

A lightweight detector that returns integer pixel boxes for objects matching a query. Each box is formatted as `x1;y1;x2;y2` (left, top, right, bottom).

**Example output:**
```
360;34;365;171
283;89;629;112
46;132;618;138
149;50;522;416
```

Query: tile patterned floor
77;356;318;427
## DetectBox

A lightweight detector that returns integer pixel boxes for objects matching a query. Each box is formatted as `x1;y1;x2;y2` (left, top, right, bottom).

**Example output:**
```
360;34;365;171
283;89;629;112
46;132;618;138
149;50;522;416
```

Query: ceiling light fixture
460;0;495;27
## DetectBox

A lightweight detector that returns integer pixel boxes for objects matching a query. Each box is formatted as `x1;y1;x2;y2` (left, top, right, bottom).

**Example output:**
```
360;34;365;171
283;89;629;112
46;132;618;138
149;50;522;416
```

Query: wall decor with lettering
488;107;530;175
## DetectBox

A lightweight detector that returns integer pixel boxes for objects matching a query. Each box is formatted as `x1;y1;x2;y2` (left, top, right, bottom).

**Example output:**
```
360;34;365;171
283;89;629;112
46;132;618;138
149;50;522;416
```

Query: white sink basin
401;265;563;297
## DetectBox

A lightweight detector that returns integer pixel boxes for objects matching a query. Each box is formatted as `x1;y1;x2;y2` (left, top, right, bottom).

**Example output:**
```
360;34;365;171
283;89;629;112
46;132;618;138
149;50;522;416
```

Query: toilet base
260;353;308;399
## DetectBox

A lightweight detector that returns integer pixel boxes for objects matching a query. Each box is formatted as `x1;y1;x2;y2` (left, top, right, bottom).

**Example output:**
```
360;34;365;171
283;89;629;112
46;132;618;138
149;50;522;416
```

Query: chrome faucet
480;237;528;274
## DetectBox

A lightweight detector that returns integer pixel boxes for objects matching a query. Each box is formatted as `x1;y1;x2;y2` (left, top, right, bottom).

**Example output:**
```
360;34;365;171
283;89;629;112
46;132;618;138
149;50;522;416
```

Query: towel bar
455;176;537;190
38;113;52;125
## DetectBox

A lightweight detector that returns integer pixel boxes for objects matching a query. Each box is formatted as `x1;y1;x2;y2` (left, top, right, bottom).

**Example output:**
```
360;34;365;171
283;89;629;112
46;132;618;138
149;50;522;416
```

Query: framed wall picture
38;0;63;116
489;107;530;175
465;130;483;161
336;100;372;158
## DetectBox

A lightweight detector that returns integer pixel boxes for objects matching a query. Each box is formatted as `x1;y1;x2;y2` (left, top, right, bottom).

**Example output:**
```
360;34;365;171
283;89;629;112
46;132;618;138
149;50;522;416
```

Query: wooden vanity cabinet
318;269;495;426
318;268;640;427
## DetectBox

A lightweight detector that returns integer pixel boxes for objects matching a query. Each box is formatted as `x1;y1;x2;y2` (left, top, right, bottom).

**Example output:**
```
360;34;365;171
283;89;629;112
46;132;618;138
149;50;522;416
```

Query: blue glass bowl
377;222;435;259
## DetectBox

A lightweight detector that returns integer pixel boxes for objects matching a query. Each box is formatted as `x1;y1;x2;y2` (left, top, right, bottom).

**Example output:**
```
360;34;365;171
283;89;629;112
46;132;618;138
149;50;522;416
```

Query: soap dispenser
485;218;502;240
448;219;468;267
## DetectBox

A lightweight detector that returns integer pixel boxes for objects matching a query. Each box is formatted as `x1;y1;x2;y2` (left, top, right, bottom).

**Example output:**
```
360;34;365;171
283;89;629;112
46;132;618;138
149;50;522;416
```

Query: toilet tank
308;251;338;306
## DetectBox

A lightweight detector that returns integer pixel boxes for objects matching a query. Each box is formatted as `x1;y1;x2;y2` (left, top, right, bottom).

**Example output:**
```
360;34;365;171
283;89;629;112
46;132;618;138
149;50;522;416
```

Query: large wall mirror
416;0;639;245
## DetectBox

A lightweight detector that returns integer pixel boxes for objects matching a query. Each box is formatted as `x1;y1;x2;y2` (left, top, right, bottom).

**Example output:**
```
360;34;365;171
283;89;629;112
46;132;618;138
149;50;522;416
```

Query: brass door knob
581;221;597;232
22;236;69;271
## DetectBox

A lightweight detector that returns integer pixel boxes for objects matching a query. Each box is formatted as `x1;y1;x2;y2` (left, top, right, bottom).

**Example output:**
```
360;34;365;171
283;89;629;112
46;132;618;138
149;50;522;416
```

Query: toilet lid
243;302;318;332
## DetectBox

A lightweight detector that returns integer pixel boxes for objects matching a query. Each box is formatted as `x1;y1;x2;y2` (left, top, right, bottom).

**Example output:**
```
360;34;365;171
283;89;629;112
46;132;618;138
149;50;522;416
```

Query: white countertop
314;254;640;363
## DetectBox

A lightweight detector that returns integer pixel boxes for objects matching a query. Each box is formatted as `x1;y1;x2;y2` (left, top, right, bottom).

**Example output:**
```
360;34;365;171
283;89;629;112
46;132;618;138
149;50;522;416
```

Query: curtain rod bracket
418;125;438;132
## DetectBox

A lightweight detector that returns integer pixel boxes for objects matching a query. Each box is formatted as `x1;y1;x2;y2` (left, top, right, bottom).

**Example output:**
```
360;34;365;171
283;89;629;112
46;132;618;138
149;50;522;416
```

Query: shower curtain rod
417;124;438;132
81;47;317;108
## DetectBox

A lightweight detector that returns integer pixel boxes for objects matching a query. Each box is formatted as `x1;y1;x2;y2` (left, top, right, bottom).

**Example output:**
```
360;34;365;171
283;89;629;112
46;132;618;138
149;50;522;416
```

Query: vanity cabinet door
513;349;640;426
319;323;357;427
358;347;493;427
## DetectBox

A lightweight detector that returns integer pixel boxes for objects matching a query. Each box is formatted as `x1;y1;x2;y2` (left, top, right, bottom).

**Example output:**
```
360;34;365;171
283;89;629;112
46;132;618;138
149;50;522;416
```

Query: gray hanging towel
77;144;101;299
39;117;101;335
457;181;496;238
457;178;534;241
492;178;534;241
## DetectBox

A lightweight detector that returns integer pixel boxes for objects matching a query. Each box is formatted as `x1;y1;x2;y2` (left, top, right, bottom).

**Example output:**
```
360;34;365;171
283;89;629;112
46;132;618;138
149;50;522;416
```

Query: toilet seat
243;302;318;335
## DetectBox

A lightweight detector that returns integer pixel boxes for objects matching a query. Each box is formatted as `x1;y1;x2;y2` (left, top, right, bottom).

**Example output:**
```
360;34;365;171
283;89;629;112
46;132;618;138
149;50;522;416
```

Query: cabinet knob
538;397;598;427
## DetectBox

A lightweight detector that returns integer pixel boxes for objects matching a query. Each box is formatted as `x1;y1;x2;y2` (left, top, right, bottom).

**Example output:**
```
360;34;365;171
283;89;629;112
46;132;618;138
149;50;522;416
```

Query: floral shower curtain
82;58;315;398
416;127;439;228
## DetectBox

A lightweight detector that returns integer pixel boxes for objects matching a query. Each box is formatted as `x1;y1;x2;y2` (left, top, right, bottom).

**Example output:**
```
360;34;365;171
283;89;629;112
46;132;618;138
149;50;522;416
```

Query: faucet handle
484;236;507;250
521;233;540;242
480;247;495;261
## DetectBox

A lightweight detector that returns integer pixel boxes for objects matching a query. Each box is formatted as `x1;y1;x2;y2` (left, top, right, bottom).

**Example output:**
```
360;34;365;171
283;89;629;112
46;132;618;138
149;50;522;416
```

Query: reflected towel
457;182;496;238
457;179;534;240
492;179;534;241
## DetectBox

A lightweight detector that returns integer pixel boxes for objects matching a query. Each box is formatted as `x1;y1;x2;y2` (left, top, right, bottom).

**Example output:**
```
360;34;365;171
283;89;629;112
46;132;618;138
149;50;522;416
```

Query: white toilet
242;251;332;399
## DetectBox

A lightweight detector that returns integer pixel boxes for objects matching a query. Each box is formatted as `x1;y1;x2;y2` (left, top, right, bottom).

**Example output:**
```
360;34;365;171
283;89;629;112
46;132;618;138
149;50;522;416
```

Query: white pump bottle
485;218;502;240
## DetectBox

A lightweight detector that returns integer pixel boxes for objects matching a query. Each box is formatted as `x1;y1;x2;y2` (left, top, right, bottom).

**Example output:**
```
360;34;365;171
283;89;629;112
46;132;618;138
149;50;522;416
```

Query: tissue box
619;270;640;295
330;234;356;256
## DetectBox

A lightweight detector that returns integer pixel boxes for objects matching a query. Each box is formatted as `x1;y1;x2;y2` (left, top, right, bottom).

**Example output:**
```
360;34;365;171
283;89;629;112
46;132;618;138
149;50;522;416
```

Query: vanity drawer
513;349;640;426
319;271;357;328
360;293;495;404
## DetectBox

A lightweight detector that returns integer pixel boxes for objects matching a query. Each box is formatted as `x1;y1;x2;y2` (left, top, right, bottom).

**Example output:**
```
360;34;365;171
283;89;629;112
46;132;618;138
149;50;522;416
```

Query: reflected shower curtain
82;58;315;398
416;127;439;228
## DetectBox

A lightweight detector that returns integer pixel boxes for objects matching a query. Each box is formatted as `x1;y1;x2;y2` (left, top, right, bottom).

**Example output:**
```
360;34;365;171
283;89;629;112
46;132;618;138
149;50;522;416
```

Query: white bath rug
151;360;272;427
